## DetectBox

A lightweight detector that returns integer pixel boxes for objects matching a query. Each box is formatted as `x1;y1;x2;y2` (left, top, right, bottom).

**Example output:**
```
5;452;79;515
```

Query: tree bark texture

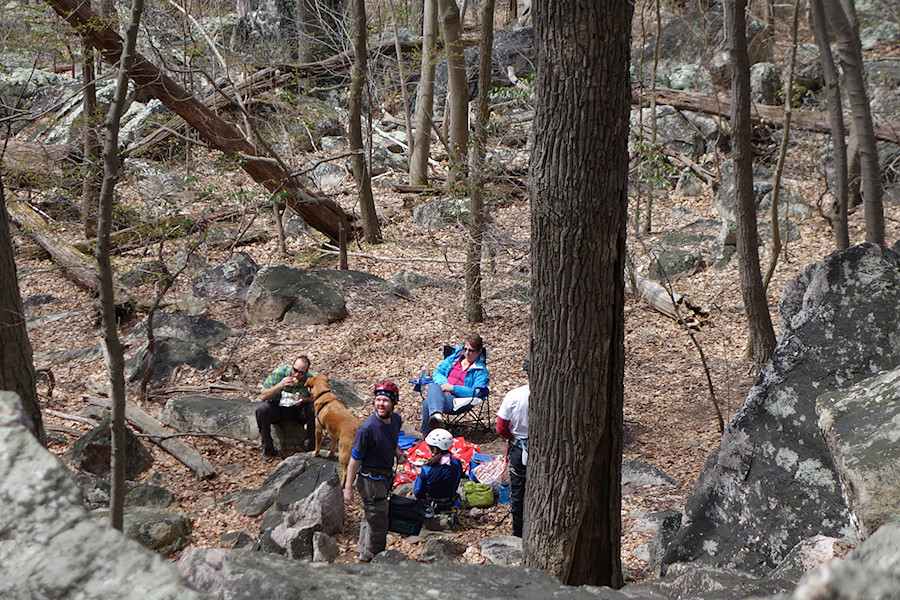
810;0;849;249
409;0;438;186
44;0;354;243
436;0;468;184
525;0;631;588
349;0;381;243
96;0;144;532
727;0;775;368
818;0;884;244
81;37;100;239
0;175;45;446
464;0;494;323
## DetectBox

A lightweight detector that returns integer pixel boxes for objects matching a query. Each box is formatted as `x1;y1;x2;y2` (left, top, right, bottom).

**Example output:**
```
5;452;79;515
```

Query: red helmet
374;380;399;403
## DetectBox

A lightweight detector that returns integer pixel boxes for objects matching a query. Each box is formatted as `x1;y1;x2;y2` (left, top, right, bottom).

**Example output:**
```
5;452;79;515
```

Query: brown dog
305;374;360;486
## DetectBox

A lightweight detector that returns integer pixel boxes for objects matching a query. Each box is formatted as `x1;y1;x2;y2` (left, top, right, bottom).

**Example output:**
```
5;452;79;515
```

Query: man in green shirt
256;355;315;462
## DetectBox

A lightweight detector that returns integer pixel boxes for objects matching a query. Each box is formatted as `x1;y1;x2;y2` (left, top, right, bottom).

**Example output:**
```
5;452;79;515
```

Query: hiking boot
428;413;445;431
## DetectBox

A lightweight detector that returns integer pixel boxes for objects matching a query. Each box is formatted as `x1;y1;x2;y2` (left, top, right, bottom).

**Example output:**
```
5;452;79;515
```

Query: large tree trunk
0;175;45;446
96;0;144;532
525;0;631;587
409;0;438;186
44;0;354;243
349;0;380;243
810;0;849;249
436;0;468;184
728;0;775;368
819;0;883;244
465;0;494;323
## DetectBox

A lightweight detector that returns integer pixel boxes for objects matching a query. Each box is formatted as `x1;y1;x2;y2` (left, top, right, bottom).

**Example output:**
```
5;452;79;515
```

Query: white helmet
425;428;454;451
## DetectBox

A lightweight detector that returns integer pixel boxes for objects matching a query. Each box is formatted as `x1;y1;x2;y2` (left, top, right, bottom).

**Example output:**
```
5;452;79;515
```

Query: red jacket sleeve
496;417;512;440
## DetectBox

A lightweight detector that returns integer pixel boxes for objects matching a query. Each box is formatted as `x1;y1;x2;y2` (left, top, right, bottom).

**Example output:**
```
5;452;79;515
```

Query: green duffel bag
463;481;494;507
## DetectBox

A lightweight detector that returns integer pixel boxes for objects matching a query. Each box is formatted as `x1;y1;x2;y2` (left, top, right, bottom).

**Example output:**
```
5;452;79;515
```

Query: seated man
255;355;315;462
420;334;489;434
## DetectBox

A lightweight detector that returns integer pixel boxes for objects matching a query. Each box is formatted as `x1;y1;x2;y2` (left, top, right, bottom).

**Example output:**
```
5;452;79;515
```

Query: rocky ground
11;124;899;581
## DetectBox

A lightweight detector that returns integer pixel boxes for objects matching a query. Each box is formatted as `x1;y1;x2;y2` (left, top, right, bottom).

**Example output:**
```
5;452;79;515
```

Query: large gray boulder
817;366;900;539
661;244;900;576
92;506;193;557
62;416;154;479
177;548;629;600
192;252;260;302
0;392;209;600
245;265;348;325
157;395;260;442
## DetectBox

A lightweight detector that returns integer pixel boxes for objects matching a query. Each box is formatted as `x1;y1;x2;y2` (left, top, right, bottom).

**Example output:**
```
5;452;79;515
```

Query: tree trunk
727;0;775;368
96;0;144;532
81;37;100;239
525;0;631;587
820;0;884;244
465;0;494;323
436;0;468;184
410;0;438;186
349;0;381;244
0;174;45;446
409;0;424;35
810;0;849;249
44;0;354;243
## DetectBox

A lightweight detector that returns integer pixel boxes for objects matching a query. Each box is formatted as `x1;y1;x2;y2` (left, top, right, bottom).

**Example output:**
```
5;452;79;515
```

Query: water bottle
498;483;510;505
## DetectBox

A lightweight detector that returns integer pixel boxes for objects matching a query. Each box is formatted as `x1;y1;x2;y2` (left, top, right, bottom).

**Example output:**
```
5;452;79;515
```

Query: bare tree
810;0;849;249
81;37;100;238
818;0;882;243
763;0;801;290
437;0;468;184
465;0;495;323
727;0;775;368
96;0;144;532
525;0;632;587
349;0;380;243
410;0;438;186
0;170;45;446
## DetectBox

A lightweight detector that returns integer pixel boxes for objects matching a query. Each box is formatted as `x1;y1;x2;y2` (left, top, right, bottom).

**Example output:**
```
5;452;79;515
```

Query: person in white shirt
496;356;529;537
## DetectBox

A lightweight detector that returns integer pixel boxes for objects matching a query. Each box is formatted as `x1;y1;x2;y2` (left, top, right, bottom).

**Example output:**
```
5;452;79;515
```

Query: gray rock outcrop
245;265;348;325
62;416;154;479
0;392;209;600
817;366;900;539
661;244;900;576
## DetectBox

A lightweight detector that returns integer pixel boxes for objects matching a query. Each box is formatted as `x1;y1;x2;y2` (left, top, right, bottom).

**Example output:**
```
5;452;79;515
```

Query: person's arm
258;374;296;403
452;363;489;398
413;467;426;499
395;446;409;464
343;456;361;504
496;416;512;440
431;352;457;387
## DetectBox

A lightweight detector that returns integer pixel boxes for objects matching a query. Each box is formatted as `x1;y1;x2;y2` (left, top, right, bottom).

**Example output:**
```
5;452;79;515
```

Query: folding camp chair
410;345;492;433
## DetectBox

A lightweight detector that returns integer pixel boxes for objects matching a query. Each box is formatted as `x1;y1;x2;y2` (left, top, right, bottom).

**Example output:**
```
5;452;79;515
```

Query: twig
44;408;98;426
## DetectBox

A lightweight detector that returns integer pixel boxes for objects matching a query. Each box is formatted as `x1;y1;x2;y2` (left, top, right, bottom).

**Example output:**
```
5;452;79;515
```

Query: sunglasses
292;367;307;376
463;347;479;353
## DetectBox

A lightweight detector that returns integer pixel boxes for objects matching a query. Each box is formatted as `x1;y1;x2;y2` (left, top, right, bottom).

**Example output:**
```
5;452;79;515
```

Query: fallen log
87;395;217;480
7;201;134;307
44;0;356;243
633;86;900;145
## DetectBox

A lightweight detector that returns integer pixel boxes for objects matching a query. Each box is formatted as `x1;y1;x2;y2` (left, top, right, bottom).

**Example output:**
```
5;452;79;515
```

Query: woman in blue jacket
414;428;462;513
420;334;489;434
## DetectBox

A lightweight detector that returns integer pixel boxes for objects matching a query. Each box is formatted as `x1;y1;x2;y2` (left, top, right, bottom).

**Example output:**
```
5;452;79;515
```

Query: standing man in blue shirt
343;381;408;562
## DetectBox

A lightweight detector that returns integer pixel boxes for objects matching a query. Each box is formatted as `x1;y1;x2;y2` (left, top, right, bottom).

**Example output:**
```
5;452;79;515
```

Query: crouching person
343;381;408;562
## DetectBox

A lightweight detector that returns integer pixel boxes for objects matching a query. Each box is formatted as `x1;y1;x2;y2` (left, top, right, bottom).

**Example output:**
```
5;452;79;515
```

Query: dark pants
508;442;526;537
255;401;314;454
355;475;390;561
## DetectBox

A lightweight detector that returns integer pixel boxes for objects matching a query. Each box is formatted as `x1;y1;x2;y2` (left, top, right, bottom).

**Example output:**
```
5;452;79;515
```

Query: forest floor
11;126;899;582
